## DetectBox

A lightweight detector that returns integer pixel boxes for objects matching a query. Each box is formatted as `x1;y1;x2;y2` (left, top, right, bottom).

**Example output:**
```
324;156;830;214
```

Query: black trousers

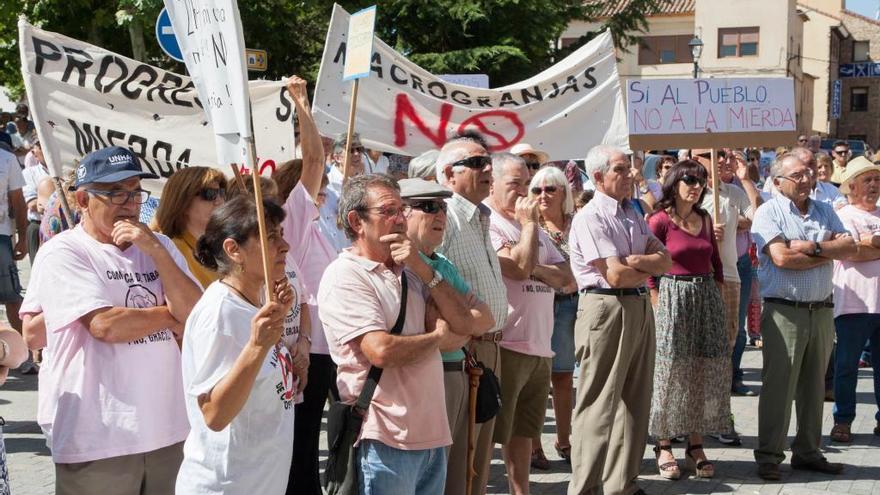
26;220;40;265
287;353;338;495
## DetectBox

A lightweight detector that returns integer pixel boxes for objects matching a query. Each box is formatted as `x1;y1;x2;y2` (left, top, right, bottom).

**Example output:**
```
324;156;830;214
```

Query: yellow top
172;231;218;289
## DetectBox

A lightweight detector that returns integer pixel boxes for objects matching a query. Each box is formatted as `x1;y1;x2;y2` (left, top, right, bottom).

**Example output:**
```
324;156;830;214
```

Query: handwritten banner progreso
626;78;796;149
312;4;629;159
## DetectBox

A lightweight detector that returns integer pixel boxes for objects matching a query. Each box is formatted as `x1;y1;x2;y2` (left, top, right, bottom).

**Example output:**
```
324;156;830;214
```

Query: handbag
324;274;408;495
464;347;502;424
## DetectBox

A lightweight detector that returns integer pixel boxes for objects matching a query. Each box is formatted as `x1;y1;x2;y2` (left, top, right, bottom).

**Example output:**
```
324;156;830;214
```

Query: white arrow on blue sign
155;7;183;62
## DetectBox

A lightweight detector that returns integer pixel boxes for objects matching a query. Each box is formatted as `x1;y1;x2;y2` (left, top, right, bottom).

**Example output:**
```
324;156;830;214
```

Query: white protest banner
343;5;376;81
313;4;628;158
18;19;295;194
163;0;253;165
626;78;797;149
439;74;490;89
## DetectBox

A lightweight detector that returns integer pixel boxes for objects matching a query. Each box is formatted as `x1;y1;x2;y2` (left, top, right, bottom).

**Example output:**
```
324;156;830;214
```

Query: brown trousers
56;441;184;495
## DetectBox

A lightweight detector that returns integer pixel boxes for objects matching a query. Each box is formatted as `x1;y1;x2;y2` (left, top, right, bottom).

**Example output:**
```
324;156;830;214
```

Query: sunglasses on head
197;187;226;201
680;175;706;187
405;200;447;215
530;186;558;195
452;155;492;169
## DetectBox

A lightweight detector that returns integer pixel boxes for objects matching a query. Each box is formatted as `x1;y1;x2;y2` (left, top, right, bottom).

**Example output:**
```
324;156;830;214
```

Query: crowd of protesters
0;76;879;495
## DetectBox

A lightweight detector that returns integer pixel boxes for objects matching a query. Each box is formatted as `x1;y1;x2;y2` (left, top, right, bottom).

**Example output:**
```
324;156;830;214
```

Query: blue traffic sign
155;8;183;62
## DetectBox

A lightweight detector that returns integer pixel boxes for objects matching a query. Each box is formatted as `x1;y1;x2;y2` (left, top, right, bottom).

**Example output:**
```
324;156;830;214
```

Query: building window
851;87;868;112
718;27;760;58
854;40;870;62
638;35;695;65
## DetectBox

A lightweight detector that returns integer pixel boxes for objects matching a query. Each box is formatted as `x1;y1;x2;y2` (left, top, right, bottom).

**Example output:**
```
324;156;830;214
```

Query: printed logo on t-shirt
106;270;173;345
269;346;295;410
282;268;301;339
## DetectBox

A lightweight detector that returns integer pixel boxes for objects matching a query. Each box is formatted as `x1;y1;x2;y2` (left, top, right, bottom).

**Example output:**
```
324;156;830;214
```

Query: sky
847;0;879;18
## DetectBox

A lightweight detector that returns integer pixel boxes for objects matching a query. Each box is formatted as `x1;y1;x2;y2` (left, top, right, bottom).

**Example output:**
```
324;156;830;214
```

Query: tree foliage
0;0;666;101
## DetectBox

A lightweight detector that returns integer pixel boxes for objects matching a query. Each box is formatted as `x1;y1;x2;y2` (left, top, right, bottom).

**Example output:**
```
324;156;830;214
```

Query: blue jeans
833;314;880;424
358;440;447;495
551;293;578;372
732;253;752;382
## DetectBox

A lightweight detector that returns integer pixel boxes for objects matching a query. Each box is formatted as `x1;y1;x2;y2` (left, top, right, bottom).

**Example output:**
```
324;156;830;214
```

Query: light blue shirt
751;195;847;301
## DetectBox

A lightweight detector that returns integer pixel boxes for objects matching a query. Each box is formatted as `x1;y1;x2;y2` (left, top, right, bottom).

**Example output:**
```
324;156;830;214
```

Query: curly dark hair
653;159;710;217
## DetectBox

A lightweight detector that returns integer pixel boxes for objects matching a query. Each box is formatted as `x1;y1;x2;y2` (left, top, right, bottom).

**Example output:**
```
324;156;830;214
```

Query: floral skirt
649;276;732;439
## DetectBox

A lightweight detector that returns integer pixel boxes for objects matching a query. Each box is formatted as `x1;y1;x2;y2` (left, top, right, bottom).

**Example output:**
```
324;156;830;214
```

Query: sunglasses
833;149;849;155
526;161;541;170
405;201;447;215
530;186;558;195
349;146;365;154
197;188;226;201
798;138;808;143
680;175;706;187
452;155;492;169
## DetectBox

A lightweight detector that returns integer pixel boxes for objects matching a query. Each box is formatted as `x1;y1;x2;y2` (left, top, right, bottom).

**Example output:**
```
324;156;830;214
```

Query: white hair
491;152;525;181
584;145;624;182
529;166;574;215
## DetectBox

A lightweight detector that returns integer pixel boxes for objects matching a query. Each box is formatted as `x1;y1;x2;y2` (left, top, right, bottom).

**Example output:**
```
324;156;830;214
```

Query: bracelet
427;270;444;290
0;339;8;363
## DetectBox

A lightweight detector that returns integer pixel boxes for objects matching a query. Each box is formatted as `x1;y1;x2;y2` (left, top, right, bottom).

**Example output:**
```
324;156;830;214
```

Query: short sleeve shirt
569;190;658;289
751;195;847;301
0;149;24;235
833;205;880;317
701;182;755;282
488;207;563;357
19;226;192;463
318;251;451;450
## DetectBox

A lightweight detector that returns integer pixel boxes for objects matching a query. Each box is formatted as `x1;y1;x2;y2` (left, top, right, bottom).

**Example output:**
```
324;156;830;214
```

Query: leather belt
662;273;713;283
473;331;503;343
443;361;464;372
581;287;648;297
764;297;834;311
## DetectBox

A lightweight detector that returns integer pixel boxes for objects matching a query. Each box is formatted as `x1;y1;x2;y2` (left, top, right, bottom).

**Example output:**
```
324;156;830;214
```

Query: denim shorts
551;293;579;372
0;235;22;304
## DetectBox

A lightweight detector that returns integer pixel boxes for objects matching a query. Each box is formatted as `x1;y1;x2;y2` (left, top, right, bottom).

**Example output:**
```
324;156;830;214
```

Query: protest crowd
0;71;879;495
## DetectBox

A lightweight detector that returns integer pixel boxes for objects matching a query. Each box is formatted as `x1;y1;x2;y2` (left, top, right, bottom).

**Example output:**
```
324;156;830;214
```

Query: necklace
220;279;260;308
673;207;695;223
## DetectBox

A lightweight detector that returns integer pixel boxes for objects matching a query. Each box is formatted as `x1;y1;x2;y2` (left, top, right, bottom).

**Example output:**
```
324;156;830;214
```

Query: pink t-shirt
282;182;337;355
318;251;451;450
488;207;563;358
833;205;880;317
20;226;192;463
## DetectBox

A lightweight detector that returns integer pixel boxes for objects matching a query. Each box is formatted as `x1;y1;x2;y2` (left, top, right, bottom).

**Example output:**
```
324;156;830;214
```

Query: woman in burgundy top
647;160;731;481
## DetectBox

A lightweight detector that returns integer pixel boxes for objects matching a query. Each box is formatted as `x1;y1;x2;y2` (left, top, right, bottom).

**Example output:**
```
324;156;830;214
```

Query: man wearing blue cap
20;146;202;494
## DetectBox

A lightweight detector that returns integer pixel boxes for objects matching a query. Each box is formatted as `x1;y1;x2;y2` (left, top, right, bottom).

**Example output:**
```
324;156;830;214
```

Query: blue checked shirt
751;195;847;302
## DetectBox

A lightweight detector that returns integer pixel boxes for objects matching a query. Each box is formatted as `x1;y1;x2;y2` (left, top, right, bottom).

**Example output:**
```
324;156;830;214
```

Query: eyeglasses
526;161;541;171
530;186;558;195
197;187;226;202
777;171;814;183
86;189;151;205
452;155;492;169
680;175;706;187
404;201;447;215
359;205;405;219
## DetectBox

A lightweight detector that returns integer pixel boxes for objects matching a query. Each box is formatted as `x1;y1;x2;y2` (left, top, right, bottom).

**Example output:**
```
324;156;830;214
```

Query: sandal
653;444;681;480
555;442;572;464
830;423;853;443
531;446;550;470
685;443;715;478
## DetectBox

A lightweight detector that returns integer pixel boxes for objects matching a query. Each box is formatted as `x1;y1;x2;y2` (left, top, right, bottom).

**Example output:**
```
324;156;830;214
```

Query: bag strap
354;273;408;412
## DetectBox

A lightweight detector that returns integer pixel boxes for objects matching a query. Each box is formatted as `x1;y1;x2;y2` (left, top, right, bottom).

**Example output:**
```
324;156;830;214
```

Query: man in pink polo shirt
568;145;672;495
487;153;574;495
318;174;476;494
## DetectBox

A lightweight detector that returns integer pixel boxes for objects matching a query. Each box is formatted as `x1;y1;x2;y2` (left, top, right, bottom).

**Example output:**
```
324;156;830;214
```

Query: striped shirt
438;193;508;333
751;195;847;302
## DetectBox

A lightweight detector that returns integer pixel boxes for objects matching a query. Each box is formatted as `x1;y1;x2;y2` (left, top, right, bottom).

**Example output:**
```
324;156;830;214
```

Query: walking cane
466;362;483;495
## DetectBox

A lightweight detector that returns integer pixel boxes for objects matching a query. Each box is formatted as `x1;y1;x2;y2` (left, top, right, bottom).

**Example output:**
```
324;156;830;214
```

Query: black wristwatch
812;241;822;257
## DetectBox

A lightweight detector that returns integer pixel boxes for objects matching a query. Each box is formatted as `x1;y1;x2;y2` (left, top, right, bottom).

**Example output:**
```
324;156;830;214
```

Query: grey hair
338;173;400;241
435;135;488;184
770;153;800;179
584;145;624;181
332;131;361;153
529;166;575;215
491;152;525;181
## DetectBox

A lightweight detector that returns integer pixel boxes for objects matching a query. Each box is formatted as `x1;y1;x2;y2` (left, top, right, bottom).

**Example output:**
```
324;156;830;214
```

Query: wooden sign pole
711;148;720;224
245;137;275;304
340;79;360;182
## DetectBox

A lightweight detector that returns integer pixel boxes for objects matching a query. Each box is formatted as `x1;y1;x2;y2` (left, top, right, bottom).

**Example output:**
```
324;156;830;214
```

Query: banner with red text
313;4;629;159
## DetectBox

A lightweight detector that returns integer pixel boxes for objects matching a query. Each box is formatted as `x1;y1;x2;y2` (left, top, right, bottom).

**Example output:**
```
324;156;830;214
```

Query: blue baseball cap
74;146;159;189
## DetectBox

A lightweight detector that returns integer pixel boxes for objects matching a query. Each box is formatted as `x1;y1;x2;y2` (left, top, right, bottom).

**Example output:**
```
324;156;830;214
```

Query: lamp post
689;35;704;79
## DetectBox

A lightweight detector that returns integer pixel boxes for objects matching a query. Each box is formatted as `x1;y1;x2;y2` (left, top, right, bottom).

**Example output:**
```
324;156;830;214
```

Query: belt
443;361;464;372
554;292;578;301
661;274;712;283
473;331;503;343
764;297;834;311
581;287;648;297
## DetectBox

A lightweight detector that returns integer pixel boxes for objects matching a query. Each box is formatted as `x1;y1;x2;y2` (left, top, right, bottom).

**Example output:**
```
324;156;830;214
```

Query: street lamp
689;35;704;79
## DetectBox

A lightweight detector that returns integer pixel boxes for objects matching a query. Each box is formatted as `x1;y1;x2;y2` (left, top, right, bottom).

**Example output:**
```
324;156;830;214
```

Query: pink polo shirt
282;182;337;355
318;251;450;450
569;191;657;289
833;204;880;317
488;206;563;358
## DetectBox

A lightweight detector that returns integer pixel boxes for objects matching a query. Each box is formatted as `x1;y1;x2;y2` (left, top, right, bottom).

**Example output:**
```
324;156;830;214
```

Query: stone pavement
2;257;879;494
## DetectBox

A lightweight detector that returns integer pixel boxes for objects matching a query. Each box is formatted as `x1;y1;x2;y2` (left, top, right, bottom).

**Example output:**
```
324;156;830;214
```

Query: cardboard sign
313;4;628;159
343;5;377;81
626;78;797;149
18;19;295;193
